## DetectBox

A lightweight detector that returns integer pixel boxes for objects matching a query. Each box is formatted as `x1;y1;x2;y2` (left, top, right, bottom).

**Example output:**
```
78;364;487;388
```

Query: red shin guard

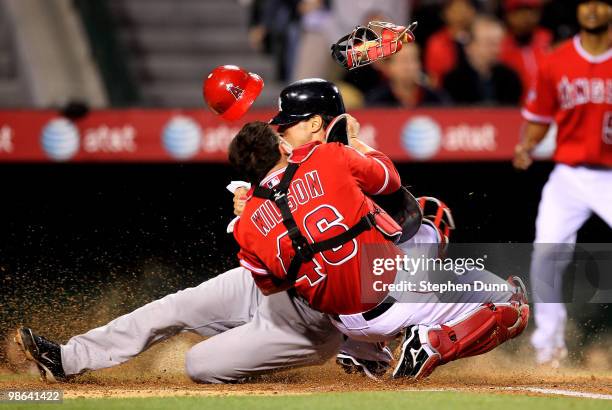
423;301;530;364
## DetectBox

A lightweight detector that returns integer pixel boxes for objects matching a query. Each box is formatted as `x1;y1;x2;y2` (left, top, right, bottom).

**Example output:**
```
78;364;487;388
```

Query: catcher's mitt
325;114;349;144
372;186;423;242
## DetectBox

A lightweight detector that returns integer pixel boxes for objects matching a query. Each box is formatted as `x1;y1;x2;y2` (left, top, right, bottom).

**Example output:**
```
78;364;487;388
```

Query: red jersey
500;28;552;99
424;28;459;88
233;141;401;315
522;36;612;167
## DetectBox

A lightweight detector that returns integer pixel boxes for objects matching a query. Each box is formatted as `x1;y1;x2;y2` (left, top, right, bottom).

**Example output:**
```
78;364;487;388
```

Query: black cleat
14;327;67;383
392;325;441;380
336;350;391;381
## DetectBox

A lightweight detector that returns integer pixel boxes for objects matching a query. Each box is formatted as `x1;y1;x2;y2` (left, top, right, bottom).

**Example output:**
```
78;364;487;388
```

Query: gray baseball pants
60;267;343;383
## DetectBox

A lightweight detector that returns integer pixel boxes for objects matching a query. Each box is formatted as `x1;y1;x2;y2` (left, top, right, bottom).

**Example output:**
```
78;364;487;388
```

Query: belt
575;163;612;170
332;295;397;322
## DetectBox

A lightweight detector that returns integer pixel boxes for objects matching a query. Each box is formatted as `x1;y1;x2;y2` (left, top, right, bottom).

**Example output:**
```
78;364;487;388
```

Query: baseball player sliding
230;82;529;379
513;0;612;367
13;76;447;384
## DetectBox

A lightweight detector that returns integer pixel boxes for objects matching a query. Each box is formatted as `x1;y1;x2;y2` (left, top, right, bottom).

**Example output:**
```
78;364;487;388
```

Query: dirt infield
2;333;611;400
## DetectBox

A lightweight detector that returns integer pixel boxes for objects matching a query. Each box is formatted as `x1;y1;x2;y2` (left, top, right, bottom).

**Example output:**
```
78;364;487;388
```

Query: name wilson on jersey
251;170;325;236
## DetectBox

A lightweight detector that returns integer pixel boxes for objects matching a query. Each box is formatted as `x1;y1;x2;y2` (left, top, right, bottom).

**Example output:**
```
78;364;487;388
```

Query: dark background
0;161;610;350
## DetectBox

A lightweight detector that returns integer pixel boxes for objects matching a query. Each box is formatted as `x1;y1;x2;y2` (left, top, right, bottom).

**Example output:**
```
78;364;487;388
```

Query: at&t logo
162;116;203;160
40;118;80;161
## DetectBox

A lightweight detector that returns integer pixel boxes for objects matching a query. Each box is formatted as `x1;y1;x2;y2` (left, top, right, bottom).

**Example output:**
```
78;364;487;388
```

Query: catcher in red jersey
513;0;612;367
230;115;529;380
231;119;402;315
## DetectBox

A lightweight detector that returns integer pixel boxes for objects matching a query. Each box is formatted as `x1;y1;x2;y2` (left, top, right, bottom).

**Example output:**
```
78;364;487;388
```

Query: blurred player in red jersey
424;0;477;88
514;0;612;367
500;0;553;99
231;105;529;379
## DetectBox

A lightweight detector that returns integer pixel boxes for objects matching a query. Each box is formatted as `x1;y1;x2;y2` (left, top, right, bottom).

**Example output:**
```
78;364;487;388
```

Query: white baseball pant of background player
529;164;612;365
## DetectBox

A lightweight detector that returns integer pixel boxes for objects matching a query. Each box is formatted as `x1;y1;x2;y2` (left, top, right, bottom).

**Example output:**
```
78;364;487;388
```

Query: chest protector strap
253;163;376;283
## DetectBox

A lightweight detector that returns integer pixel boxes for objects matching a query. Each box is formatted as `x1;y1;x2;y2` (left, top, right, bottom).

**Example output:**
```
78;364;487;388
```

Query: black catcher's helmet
269;79;346;126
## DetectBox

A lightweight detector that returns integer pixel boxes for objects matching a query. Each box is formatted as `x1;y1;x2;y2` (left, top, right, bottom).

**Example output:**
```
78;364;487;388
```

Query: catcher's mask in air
331;21;417;71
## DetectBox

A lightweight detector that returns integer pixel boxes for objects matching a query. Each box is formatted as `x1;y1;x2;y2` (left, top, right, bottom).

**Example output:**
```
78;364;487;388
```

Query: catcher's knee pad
419;301;530;364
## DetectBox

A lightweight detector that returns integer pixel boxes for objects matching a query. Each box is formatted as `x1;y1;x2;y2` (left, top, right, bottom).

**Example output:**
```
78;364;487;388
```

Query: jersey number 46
276;205;358;286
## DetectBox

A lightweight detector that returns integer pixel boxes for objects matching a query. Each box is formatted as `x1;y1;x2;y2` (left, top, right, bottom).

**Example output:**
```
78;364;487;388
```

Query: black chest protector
253;162;383;284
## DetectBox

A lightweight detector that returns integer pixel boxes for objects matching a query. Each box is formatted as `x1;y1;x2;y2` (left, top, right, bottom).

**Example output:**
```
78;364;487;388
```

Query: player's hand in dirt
346;114;373;154
233;187;248;216
513;143;533;171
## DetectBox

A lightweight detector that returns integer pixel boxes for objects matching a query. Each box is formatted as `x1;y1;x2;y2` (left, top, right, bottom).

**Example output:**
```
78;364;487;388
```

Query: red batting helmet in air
203;65;264;121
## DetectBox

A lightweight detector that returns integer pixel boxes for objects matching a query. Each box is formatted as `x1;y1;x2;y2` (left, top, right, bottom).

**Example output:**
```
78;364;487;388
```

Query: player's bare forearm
234;187;248;216
346;114;374;154
521;122;550;151
341;118;401;194
513;121;550;170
